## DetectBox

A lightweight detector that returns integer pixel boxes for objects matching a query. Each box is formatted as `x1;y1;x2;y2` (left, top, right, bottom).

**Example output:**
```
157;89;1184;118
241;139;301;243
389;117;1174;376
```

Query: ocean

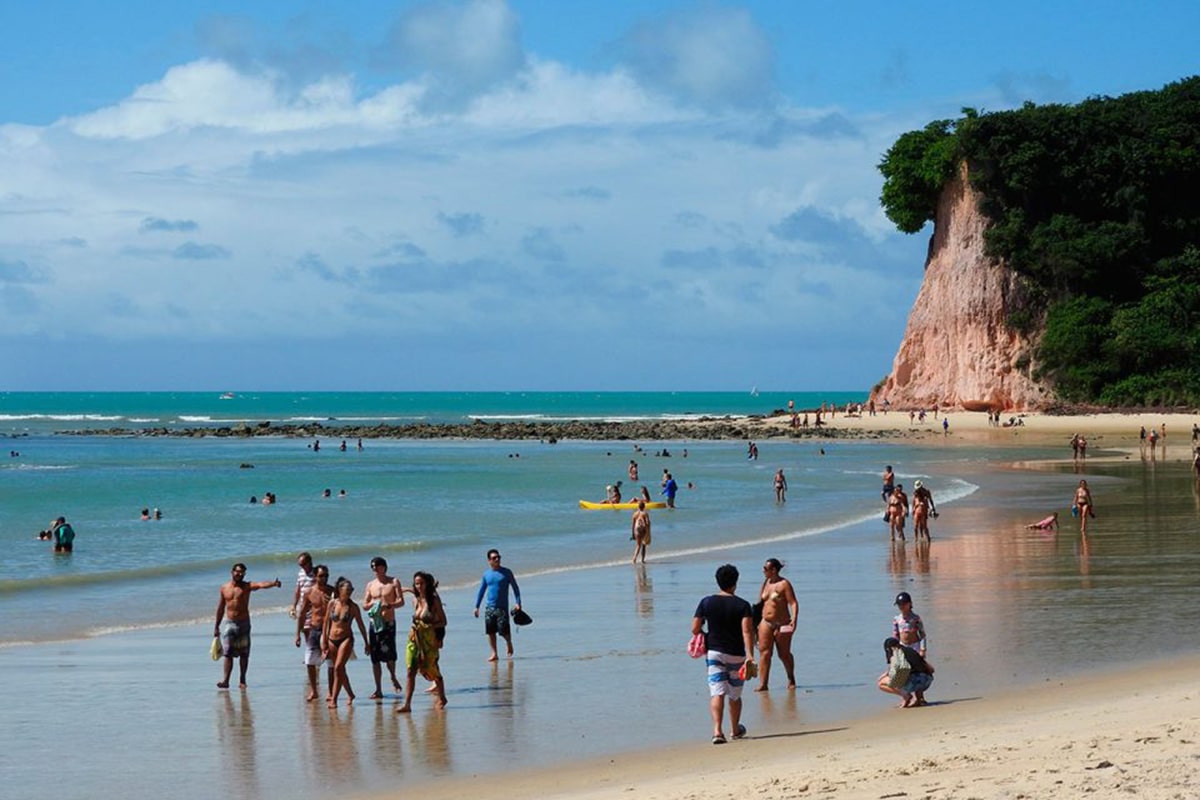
3;393;1198;800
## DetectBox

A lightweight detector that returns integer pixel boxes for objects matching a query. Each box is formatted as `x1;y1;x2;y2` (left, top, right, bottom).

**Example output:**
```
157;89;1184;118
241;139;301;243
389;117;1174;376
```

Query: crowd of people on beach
212;548;524;713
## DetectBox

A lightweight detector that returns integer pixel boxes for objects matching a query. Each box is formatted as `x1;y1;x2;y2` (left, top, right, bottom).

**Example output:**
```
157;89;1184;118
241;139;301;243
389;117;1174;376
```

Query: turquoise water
0;390;866;434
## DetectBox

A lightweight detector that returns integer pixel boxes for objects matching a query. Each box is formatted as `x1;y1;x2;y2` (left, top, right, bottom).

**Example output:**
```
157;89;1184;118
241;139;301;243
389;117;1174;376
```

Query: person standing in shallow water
1073;479;1095;534
214;563;281;689
756;558;797;692
774;469;788;503
692;564;755;744
631;499;652;564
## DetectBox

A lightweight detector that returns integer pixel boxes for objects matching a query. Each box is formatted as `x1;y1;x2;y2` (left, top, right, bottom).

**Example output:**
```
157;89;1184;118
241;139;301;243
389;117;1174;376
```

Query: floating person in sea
140;508;150;521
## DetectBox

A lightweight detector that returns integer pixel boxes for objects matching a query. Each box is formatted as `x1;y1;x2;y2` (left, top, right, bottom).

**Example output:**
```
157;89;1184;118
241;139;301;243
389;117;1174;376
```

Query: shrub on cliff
879;76;1200;406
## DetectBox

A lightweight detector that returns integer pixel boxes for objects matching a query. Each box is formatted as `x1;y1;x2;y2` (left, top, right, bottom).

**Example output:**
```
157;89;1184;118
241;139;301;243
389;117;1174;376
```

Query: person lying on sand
1026;512;1059;530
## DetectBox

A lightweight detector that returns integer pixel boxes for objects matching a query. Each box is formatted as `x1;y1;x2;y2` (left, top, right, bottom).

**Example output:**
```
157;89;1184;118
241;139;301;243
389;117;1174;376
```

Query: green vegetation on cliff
879;77;1200;406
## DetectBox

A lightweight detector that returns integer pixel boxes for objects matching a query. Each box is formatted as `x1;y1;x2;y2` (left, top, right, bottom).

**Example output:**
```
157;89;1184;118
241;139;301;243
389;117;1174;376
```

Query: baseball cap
894;591;912;606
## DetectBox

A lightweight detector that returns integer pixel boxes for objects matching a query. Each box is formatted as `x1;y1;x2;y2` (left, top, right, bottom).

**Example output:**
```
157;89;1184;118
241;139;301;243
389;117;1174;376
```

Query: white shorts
303;628;330;667
705;651;746;699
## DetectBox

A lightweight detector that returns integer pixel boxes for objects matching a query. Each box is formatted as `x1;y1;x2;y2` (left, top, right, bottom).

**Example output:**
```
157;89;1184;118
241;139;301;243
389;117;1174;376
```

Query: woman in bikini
887;484;909;541
396;571;448;712
756;558;798;691
322;577;370;708
1074;479;1095;534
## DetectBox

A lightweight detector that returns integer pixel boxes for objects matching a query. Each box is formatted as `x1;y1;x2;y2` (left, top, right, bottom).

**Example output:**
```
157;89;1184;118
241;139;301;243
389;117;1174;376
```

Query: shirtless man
294;564;334;701
362;556;405;699
888;484;909;541
911;480;936;540
631;500;652;563
881;466;895;501
214;563;281;689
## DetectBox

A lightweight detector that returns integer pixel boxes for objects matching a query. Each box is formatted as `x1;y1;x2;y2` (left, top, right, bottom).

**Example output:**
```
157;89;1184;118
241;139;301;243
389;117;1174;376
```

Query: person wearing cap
878;636;934;708
362;556;405;699
891;592;927;657
911;480;936;540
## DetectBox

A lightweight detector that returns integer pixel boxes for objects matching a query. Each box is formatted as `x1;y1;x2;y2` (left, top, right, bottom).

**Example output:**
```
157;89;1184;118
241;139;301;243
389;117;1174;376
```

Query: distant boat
750;386;759;397
219;392;237;400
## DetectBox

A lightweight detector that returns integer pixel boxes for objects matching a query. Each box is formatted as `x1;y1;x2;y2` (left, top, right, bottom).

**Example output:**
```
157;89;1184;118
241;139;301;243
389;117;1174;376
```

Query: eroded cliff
871;164;1052;411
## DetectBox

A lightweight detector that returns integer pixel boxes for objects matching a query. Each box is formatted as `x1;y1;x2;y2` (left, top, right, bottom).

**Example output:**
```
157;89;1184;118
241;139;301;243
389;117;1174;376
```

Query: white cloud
0;25;930;388
379;0;525;110
617;5;777;111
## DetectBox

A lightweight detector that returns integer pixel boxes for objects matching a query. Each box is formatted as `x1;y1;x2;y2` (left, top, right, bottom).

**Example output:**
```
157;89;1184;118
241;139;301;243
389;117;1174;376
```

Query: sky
1;1;1197;391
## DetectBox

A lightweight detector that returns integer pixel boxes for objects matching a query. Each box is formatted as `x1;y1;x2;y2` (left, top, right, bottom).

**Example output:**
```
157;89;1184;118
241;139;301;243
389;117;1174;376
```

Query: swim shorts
903;672;933;695
220;619;251;658
484;606;510;638
303;628;329;667
705;651;746;699
369;621;398;664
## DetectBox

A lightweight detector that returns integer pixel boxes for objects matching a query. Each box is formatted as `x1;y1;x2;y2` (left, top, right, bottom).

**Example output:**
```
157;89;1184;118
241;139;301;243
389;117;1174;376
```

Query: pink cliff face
871;164;1052;412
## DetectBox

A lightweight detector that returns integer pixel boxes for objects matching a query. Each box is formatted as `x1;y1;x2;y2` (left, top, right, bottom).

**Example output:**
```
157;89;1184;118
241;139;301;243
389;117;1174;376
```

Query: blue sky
1;1;1197;391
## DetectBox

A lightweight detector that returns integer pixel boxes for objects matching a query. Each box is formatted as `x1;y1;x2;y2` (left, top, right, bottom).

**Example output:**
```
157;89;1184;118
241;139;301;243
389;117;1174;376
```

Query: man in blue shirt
473;549;522;661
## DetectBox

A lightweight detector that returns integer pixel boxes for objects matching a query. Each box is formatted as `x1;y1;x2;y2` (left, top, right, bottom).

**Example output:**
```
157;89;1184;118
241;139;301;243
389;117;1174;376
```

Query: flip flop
711;734;727;745
732;724;747;740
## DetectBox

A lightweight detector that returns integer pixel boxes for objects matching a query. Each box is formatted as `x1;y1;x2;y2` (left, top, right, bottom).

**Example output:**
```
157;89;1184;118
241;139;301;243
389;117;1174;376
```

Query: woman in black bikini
322;577;370;708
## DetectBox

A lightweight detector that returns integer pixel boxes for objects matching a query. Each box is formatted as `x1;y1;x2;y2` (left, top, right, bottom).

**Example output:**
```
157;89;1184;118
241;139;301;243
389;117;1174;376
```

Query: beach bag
210;637;222;661
887;646;912;690
687;632;707;658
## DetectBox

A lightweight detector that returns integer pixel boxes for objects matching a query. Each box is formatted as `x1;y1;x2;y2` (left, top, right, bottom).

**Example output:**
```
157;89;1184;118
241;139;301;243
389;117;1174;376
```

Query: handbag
210;637;222;661
511;608;533;626
687;632;707;658
886;646;912;689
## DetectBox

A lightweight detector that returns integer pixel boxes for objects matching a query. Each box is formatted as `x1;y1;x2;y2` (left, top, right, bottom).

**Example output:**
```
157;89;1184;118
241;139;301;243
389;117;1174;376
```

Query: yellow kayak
579;500;667;510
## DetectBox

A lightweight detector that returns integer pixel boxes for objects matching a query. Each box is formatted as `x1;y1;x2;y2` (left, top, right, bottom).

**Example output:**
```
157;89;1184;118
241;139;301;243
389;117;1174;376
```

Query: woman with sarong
396;571;448;712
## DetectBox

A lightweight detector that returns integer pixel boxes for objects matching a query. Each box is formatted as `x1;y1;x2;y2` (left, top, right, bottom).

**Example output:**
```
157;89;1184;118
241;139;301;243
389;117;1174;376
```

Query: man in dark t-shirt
692;564;755;744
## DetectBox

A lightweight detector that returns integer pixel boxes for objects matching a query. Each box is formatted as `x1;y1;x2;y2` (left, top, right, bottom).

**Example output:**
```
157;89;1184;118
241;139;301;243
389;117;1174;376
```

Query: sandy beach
400;655;1200;800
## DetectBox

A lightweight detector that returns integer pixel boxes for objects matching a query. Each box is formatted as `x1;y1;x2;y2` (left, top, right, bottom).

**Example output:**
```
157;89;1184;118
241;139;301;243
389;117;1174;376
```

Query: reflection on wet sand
634;563;654;617
216;692;259;800
310;704;364;786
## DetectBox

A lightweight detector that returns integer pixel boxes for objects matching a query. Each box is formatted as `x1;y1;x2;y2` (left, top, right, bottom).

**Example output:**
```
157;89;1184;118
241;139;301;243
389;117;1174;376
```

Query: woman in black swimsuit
322;577;370;708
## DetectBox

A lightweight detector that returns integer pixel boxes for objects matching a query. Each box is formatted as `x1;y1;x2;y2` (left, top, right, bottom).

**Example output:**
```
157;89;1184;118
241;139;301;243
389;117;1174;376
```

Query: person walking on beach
631;499;652;563
362;557;405;699
878;637;934;708
290;552;316;620
294;564;334;702
891;592;927;657
396;571;448;712
887;484;909;541
911;481;936;540
214;563;281;689
49;516;75;553
881;466;895;501
692;564;756;744
774;469;788;503
756;558;797;692
474;549;522;662
1073;479;1095;534
662;472;678;508
322;577;370;708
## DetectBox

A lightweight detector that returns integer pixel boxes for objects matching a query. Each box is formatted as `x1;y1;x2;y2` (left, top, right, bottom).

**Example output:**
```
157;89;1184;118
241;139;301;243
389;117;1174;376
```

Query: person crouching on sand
878;637;934;708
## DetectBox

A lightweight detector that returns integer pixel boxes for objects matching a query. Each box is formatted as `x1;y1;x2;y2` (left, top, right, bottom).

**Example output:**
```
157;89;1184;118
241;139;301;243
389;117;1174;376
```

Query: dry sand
399;655;1200;800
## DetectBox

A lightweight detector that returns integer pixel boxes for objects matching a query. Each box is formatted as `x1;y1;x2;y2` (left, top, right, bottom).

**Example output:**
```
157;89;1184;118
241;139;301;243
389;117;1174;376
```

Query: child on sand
1026;512;1059;530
